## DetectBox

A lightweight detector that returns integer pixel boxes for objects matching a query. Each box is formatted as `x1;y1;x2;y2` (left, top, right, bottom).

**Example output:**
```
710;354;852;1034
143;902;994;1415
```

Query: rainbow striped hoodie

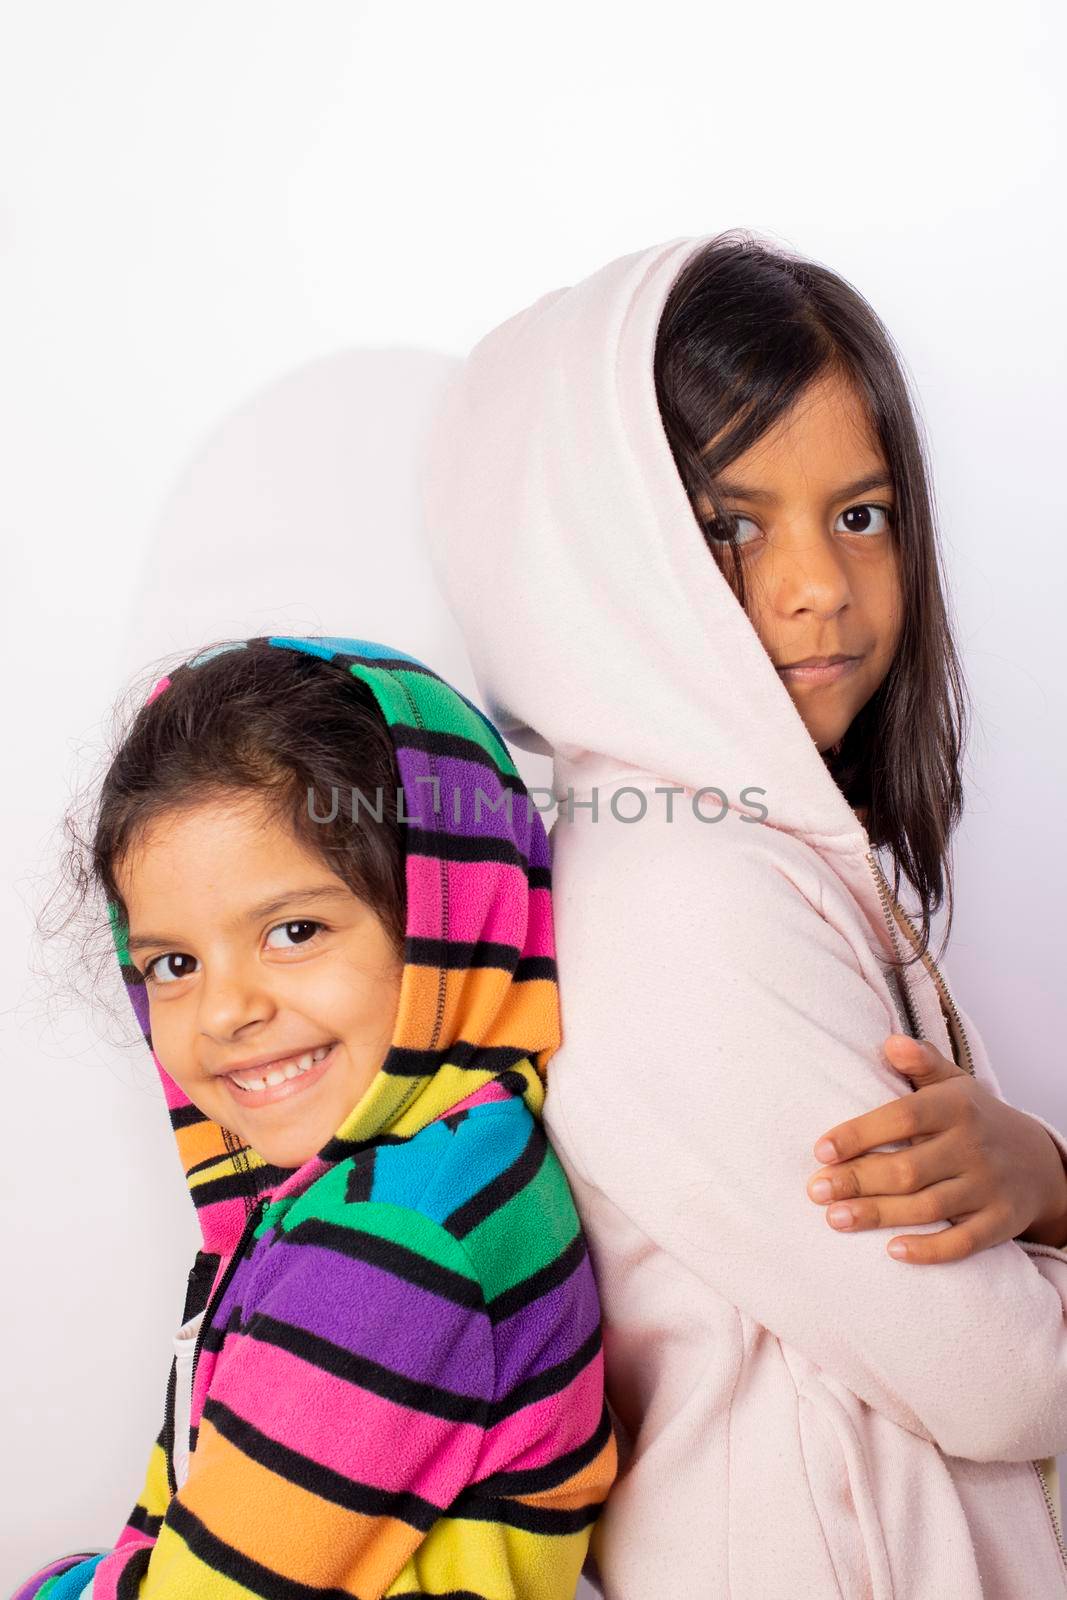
16;635;617;1600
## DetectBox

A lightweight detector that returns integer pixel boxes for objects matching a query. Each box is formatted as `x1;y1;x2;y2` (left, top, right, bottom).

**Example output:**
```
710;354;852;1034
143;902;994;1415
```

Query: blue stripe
268;635;431;669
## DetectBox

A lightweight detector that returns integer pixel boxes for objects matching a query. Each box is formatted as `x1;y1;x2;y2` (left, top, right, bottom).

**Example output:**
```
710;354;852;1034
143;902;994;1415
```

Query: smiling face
698;367;904;758
116;793;404;1169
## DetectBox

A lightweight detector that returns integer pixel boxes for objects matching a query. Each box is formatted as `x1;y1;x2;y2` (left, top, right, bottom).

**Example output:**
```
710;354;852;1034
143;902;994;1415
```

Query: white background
2;1;1065;1588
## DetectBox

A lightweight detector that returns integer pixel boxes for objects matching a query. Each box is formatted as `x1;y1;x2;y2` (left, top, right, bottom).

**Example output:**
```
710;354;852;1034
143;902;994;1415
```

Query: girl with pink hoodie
420;232;1067;1597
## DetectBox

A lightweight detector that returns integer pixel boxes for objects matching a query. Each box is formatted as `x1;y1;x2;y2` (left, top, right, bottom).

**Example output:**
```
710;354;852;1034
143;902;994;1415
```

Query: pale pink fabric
420;235;1067;1598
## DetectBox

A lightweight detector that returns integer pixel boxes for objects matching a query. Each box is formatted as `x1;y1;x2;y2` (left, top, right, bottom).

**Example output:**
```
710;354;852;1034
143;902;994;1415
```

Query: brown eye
145;952;198;985
836;503;893;535
264;918;327;950
705;514;759;546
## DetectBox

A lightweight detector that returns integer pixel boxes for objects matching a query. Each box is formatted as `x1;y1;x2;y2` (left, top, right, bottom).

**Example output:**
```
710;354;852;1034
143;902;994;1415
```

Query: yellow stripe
383;1514;590;1600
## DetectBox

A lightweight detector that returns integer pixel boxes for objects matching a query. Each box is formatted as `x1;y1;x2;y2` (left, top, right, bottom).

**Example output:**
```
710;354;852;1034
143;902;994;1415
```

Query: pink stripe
476;1349;606;1476
192;1193;253;1259
440;1079;514;1117
521;886;556;960
211;1332;484;1498
406;857;528;943
91;1542;155;1600
158;1065;193;1112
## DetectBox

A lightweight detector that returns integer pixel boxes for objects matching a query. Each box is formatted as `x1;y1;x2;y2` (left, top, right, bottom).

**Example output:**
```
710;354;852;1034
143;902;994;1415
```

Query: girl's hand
806;1034;1067;1262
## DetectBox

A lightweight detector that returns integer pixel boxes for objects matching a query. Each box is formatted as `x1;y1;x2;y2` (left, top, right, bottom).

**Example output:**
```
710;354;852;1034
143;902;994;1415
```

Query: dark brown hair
654;230;971;965
37;637;407;1033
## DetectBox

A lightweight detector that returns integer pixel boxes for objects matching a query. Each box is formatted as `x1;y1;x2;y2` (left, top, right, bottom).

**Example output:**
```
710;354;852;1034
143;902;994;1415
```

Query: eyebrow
714;470;894;505
126;883;355;955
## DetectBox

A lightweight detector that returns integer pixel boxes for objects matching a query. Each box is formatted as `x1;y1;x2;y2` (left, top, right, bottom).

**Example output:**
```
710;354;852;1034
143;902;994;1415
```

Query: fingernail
827;1204;854;1228
888;1241;909;1259
810;1179;834;1202
814;1139;837;1162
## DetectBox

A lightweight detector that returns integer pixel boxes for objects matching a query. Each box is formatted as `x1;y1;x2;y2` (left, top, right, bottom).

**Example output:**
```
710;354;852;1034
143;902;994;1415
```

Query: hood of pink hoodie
418;234;872;859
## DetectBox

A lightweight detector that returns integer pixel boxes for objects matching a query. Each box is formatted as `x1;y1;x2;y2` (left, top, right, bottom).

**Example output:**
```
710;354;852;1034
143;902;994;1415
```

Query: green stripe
470;1155;581;1301
348;665;516;773
279;1166;480;1282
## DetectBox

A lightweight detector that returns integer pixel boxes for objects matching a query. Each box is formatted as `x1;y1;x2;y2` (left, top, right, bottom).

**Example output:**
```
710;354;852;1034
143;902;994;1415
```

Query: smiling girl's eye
264;918;327;951
142;919;328;985
835;502;894;536
144;952;198;986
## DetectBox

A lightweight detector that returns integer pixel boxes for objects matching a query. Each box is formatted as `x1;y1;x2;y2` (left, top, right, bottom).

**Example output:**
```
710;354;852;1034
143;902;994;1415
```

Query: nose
197;956;276;1043
769;520;852;619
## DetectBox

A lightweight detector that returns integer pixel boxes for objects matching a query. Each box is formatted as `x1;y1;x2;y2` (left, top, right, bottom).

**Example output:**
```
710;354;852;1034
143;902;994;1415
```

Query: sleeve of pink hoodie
545;818;1067;1465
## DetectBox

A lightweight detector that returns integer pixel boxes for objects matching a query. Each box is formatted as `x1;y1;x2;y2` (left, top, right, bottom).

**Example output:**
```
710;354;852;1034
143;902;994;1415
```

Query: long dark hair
654;231;971;965
36;637;407;1036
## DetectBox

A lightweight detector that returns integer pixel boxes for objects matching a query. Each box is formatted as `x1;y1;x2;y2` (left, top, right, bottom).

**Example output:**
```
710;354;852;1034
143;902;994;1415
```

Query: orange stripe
181;1414;429;1594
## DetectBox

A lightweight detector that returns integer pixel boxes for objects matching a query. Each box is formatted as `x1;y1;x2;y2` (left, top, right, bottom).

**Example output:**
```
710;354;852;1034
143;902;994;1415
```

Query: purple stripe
241;1238;492;1397
492;1253;601;1397
395;748;546;861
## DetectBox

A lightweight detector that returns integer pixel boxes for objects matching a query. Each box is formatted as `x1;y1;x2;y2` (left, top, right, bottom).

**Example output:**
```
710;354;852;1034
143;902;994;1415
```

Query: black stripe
468;1403;614;1496
201;1393;445;1528
403;827;530;869
405;936;523;972
514;954;557;983
402;940;558;981
380;1042;532;1079
389;722;525;787
445;1122;548;1240
279;1215;487;1310
487;1325;603;1425
170;1102;206;1131
120;1502;162;1539
246;1312;491;1425
445;1489;606;1536
114;1545;152;1598
486;1231;588;1325
185;1170;273;1210
344;1150;376;1201
164;1496;364;1600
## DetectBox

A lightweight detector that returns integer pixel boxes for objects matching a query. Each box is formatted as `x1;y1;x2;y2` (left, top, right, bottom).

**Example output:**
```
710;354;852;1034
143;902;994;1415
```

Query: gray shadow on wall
116;345;549;804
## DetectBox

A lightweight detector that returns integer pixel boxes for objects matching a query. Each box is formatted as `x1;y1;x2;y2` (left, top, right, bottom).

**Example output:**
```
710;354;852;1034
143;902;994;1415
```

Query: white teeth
228;1044;334;1093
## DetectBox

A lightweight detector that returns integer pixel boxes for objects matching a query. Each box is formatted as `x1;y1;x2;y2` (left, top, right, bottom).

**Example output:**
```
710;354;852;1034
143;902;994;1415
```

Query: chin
249;1137;319;1169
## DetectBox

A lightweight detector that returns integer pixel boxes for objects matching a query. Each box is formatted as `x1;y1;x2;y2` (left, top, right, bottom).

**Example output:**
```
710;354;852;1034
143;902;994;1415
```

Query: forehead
117;794;311;904
724;371;884;481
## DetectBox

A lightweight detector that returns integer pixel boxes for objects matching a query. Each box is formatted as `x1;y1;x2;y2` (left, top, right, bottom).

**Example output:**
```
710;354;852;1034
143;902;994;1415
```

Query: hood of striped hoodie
108;635;559;1262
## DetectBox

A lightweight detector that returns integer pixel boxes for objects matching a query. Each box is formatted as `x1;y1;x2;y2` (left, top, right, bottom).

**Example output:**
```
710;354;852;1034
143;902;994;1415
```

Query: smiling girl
422;232;1067;1597
16;634;616;1599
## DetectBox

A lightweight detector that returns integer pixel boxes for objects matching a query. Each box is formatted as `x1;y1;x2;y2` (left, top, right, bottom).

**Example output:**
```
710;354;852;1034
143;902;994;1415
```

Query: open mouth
222;1041;339;1108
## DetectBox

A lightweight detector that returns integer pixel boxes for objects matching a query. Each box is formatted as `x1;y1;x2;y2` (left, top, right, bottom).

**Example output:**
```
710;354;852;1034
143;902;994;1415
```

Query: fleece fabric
16;635;616;1600
419;234;1067;1598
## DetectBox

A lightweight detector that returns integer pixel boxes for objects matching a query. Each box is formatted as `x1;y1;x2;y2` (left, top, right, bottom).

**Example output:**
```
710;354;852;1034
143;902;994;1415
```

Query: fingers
887;1210;1014;1264
807;1134;957;1206
813;1054;973;1164
882;1034;966;1084
814;1174;972;1234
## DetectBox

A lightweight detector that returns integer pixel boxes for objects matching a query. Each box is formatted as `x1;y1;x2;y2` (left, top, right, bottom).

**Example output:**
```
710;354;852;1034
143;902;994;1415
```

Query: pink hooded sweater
418;234;1067;1598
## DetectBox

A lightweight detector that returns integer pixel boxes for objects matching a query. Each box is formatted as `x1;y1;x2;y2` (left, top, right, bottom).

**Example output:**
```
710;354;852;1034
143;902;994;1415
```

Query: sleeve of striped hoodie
14;1109;614;1599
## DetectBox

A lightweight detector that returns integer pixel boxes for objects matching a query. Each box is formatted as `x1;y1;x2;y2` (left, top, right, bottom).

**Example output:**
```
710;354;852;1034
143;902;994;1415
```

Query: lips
220;1042;339;1108
777;654;858;670
776;656;862;686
